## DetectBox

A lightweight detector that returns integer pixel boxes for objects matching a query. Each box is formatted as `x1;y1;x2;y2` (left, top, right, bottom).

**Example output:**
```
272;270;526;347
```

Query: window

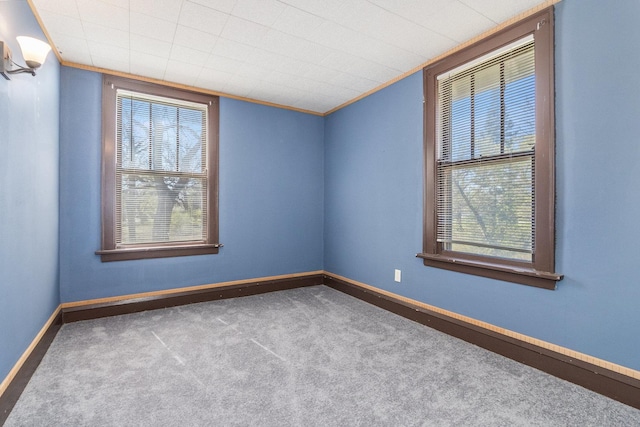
97;75;220;262
420;8;562;289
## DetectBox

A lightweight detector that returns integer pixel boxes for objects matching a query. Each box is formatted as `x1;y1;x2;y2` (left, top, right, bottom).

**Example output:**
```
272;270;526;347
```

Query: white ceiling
30;0;548;114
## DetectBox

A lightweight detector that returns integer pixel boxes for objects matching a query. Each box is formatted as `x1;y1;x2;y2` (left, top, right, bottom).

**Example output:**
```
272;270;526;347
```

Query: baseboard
323;272;640;410
3;270;639;424
0;308;62;425
62;272;325;323
0;272;323;424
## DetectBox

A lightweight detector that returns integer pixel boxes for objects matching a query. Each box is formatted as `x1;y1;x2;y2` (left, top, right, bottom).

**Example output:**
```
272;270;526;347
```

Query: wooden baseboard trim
323;272;640;409
0;308;62;425
4;270;639;424
62;272;325;323
61;271;324;310
1;272;323;423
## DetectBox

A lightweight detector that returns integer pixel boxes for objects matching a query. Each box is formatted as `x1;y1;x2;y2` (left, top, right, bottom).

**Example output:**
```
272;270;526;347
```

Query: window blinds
115;89;208;246
435;38;535;261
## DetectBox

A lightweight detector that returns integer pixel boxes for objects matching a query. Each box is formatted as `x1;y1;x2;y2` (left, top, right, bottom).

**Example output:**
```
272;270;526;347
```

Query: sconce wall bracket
1;41;12;80
1;40;40;80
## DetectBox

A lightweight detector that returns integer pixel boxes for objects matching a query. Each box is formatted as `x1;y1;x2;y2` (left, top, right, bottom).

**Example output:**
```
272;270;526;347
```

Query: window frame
97;75;220;262
419;8;562;289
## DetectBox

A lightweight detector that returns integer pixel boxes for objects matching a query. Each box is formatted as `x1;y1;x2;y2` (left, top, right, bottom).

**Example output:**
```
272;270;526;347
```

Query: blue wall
0;1;60;382
58;68;324;302
324;0;640;371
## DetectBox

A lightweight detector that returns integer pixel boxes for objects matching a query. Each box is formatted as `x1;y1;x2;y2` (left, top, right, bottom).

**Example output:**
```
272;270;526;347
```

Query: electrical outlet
394;269;401;283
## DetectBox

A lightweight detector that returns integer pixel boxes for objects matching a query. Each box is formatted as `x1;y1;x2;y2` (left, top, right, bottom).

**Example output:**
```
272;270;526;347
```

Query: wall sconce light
1;36;52;80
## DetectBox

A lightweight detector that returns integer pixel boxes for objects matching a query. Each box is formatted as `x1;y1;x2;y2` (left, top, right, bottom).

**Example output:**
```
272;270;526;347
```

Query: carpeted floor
5;285;640;426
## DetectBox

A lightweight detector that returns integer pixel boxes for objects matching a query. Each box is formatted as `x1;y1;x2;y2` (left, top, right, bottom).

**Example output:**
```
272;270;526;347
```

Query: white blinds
115;89;208;246
435;38;535;261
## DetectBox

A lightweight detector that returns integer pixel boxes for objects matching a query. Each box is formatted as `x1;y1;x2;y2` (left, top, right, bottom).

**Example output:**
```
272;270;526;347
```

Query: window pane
119;97;206;173
151;103;178;172
449;75;471;162
120;98;152;170
437;157;533;261
119;174;206;245
474;64;501;158
504;54;535;153
132;99;153;169
177;107;204;173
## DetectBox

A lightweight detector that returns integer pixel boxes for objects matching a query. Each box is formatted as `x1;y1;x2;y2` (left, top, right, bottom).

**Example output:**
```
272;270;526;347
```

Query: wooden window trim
97;75;220;262
420;8;562;289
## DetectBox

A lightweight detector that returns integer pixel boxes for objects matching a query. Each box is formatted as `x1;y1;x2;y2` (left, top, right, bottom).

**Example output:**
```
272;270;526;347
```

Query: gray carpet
5;285;640;426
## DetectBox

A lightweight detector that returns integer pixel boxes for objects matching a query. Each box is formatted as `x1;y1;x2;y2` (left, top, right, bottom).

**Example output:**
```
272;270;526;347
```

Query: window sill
96;243;222;262
416;253;562;290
